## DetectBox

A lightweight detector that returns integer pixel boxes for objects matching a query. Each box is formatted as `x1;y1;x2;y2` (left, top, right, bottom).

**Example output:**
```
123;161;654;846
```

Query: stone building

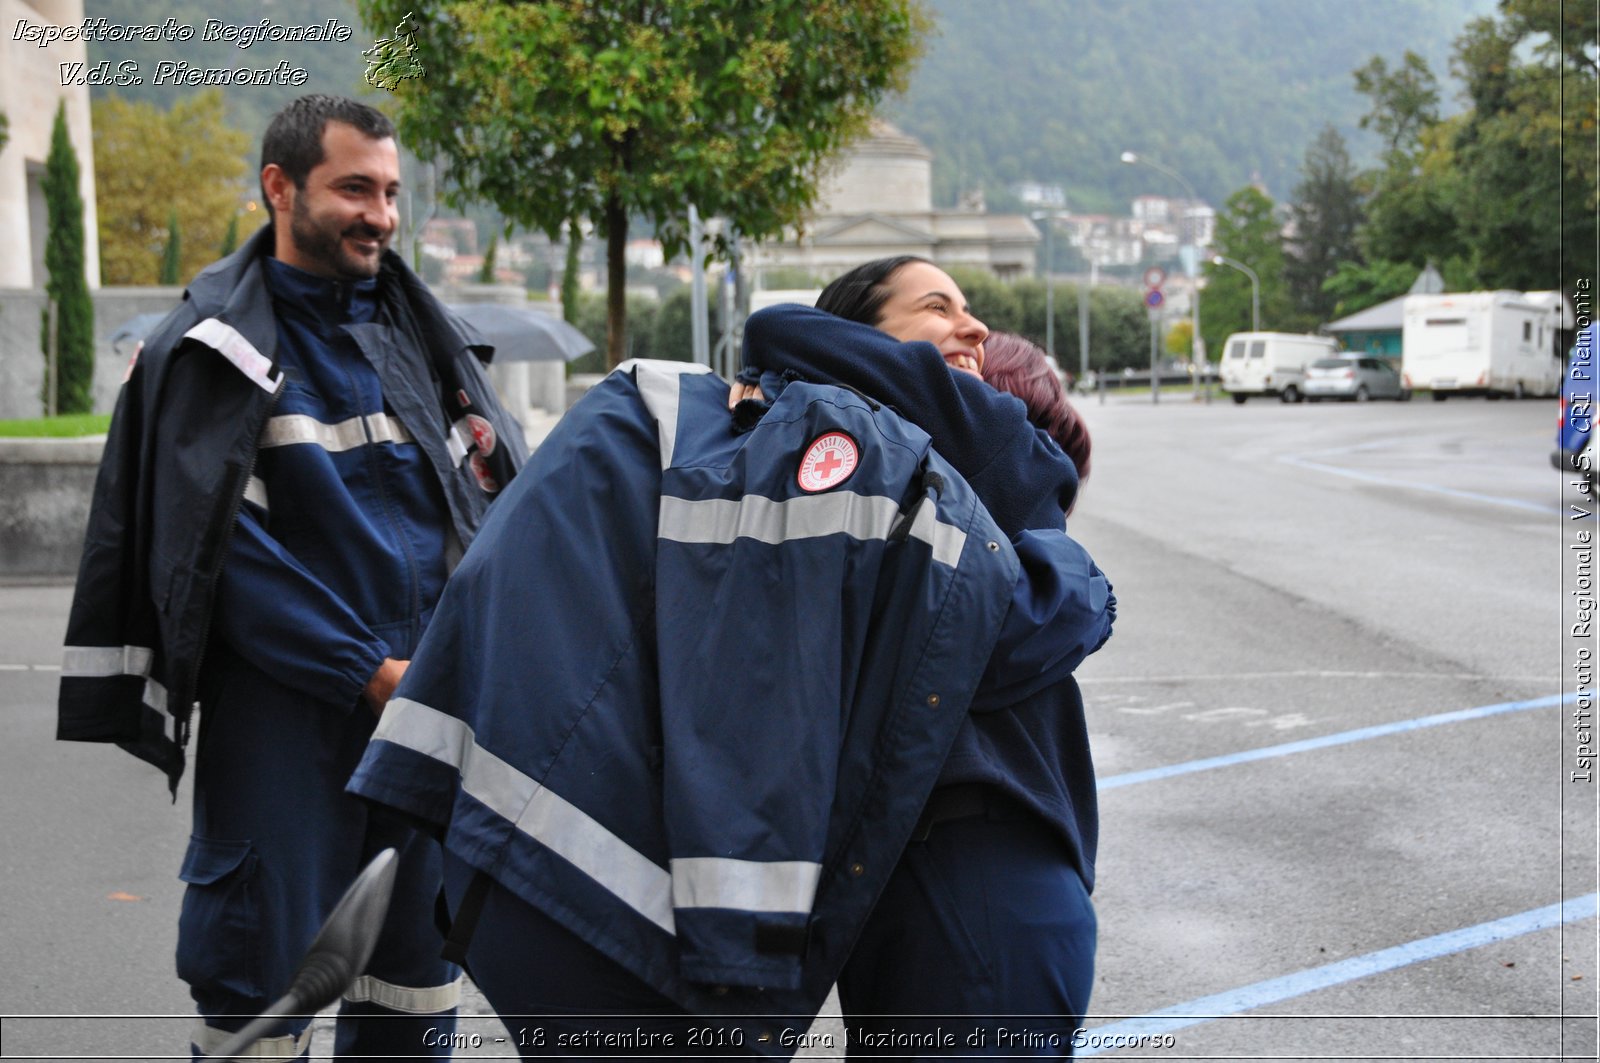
748;121;1040;284
1;0;101;289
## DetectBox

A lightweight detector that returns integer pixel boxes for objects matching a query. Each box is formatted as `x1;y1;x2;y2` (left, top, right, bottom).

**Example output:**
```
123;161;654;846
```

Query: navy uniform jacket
56;225;526;792
348;361;1112;1042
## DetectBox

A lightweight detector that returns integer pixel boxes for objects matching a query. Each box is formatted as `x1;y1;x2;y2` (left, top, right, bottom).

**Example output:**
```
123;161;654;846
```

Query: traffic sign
1145;289;1165;309
1142;266;1167;290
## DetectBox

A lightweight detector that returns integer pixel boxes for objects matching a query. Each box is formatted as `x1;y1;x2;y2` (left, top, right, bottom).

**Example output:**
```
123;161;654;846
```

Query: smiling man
57;95;526;1060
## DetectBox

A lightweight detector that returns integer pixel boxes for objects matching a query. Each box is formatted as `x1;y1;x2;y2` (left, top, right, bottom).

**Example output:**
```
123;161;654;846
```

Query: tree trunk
605;194;628;370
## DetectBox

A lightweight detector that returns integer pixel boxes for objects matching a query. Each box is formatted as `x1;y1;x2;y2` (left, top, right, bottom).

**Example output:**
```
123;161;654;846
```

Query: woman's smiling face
872;261;989;379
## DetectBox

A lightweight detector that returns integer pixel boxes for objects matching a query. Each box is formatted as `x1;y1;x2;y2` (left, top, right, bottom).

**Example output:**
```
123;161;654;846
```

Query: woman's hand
727;381;766;409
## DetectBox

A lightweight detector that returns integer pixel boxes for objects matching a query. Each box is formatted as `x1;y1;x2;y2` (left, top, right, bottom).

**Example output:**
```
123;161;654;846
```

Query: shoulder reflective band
185;318;282;393
619;358;716;470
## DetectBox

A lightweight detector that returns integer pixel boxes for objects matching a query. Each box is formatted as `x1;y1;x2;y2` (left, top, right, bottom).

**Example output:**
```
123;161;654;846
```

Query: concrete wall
0;286;184;419
0;436;99;579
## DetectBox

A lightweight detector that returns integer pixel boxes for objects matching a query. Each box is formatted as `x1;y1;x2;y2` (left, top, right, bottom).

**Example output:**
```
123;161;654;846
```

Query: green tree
159;209;182;285
0;111;9;154
94;91;252;285
561;221;582;325
359;0;926;368
478;235;498;284
219;213;240;258
1202;187;1293;355
1285;125;1364;324
40;102;95;415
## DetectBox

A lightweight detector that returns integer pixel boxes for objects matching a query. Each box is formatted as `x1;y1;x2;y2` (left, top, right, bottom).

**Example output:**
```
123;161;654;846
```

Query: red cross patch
466;414;497;456
797;432;859;493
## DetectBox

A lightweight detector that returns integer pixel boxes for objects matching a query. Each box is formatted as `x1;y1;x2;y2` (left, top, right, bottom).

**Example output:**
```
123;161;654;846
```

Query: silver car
1304;356;1410;402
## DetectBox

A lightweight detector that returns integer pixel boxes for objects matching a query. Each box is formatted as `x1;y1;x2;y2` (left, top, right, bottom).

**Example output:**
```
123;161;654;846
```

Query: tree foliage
40;103;95;415
1202;187;1294;356
1348;0;1597;296
94;91;253;285
358;0;926;367
1285;126;1363;323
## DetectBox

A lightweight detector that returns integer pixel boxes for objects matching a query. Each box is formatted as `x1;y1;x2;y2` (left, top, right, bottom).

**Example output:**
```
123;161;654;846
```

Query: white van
1401;291;1565;399
1220;332;1341;403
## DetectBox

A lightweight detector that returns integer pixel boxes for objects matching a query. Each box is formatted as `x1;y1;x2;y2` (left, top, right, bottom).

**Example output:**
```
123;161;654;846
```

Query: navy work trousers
180;644;460;1061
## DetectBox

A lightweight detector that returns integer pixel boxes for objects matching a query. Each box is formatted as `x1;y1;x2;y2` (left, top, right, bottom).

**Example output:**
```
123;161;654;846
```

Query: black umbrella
108;311;169;352
447;303;595;363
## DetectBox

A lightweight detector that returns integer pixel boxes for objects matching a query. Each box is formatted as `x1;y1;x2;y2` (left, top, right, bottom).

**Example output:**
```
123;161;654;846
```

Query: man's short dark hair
259;95;396;218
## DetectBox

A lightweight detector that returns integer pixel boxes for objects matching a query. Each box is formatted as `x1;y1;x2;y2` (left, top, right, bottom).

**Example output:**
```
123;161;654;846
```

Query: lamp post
1211;254;1260;333
1121;151;1204;398
1030;211;1073;364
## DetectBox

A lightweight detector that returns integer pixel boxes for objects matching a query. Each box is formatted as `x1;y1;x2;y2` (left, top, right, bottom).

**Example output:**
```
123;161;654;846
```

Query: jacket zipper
179;377;282;750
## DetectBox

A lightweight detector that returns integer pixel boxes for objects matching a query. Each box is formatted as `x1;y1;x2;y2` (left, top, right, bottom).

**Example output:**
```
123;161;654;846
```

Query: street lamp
1030;211;1072;364
1121;151;1204;396
1211;254;1260;333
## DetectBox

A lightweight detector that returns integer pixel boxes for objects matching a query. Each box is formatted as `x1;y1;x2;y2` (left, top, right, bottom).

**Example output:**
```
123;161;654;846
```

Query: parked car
1304;356;1410;402
1220;331;1340;403
1553;322;1598;488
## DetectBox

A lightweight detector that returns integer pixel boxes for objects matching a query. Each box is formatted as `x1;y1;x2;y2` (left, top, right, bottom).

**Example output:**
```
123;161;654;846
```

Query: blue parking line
1278;454;1562;515
1077;893;1599;1055
1098;692;1574;792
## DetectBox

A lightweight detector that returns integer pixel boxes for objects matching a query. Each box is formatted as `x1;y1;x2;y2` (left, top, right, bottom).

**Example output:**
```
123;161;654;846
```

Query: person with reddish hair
982;330;1092;489
736;256;1114;1054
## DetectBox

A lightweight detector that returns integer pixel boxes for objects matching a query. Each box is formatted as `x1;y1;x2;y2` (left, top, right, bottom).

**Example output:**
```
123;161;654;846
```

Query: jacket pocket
176;836;264;1000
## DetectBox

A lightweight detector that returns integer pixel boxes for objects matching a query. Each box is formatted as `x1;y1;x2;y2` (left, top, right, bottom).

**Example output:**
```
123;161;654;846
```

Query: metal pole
688;206;709;367
1122;152;1204;400
1044;223;1055;361
47;298;59;417
1078;261;1091;391
1150;307;1160;405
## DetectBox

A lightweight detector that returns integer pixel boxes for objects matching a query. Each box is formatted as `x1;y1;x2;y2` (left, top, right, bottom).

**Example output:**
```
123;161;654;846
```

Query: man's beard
288;196;388;280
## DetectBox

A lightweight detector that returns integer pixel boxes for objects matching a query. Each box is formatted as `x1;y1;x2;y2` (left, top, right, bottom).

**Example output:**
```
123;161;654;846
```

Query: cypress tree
478;234;498;283
159;208;181;284
39;102;94;415
219;213;239;258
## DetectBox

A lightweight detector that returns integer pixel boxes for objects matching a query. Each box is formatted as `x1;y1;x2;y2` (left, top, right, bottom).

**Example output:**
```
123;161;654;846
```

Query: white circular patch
797;432;859;493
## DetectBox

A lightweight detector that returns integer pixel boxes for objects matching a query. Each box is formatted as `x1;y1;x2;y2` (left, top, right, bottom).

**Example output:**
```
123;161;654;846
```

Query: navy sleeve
971;529;1115;712
212;503;390;710
742;305;1079;533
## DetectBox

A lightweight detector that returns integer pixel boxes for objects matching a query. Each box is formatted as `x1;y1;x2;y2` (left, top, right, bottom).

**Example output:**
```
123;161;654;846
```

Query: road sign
1143;266;1167;290
1145;289;1165;309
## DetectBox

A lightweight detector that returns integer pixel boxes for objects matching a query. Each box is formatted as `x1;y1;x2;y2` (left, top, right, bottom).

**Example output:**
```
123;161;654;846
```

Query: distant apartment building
1;0;101;289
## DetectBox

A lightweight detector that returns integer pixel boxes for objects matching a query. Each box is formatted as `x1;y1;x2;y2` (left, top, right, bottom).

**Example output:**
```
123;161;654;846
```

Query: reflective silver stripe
244;476;269;511
260;413;368;452
909;495;968;568
190;1021;312;1061
658;491;968;567
260;412;415;452
185;318;281;393
364;412;415;445
374;699;676;933
62;645;170;716
447;419;473;464
344;973;463;1013
61;645;152;677
671;857;821;914
660;492;896;548
618;359;714;470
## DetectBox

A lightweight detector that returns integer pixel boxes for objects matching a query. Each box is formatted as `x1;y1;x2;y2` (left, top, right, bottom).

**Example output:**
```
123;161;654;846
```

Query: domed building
749;121;1040;286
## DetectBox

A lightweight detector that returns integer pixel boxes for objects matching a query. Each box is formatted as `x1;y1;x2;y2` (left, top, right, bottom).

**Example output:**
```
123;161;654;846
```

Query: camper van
1220;332;1341;403
1401;291;1565;399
